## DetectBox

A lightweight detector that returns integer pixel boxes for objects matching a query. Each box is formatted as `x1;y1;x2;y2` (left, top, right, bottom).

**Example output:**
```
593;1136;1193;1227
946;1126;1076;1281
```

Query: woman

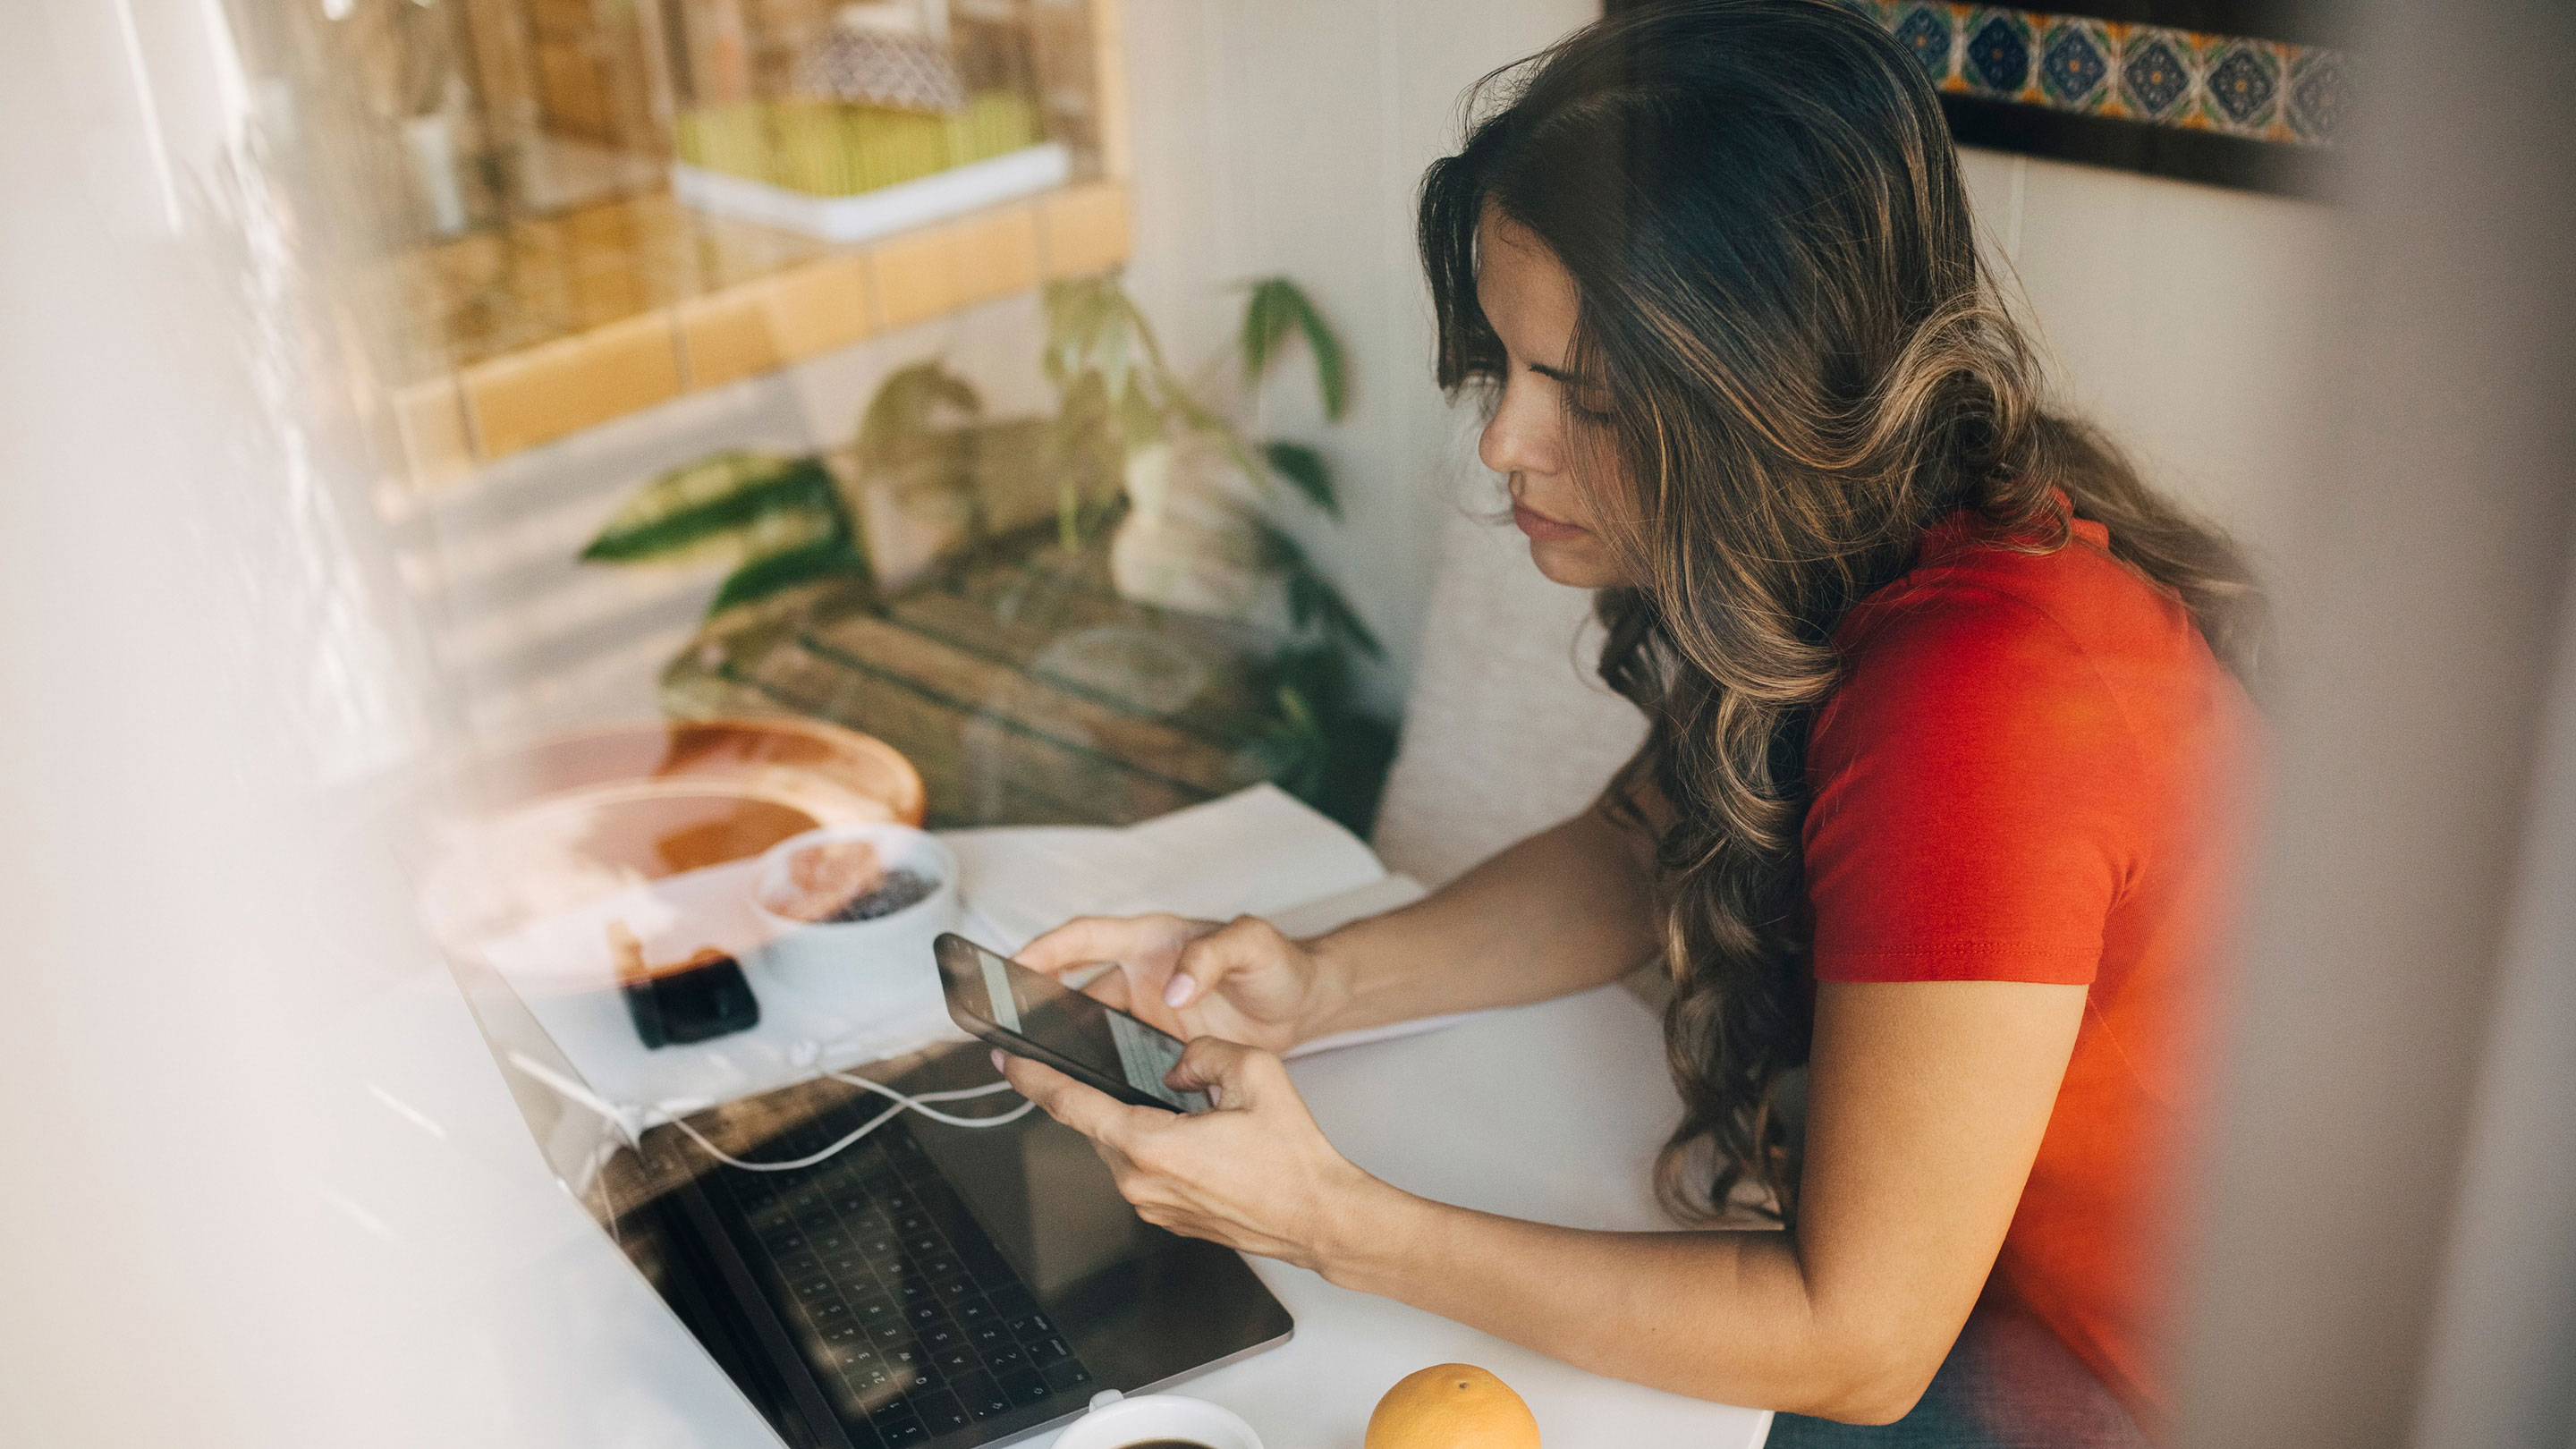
995;3;2261;1443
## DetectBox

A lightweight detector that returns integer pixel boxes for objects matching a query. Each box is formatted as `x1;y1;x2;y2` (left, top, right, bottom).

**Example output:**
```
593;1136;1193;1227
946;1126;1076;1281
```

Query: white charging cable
505;1049;1036;1173
667;1071;1036;1173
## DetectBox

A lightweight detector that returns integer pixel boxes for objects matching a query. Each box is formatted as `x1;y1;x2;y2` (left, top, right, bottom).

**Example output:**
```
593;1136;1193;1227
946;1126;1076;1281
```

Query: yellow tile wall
678;253;877;390
870;226;964;332
871;206;1042;331
463;309;683;460
401;181;1129;478
676;289;783;390
945;205;1042;309
765;253;880;361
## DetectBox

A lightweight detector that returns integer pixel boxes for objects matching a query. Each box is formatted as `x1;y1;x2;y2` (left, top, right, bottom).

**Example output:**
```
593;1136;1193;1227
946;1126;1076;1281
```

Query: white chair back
1370;507;1648;886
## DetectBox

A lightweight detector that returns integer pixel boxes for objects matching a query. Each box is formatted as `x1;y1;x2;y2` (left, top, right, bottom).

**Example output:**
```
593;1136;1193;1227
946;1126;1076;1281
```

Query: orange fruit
1364;1363;1540;1449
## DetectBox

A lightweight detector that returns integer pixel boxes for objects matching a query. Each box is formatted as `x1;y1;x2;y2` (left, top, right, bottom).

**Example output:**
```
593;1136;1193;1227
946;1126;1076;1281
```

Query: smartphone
936;932;1213;1114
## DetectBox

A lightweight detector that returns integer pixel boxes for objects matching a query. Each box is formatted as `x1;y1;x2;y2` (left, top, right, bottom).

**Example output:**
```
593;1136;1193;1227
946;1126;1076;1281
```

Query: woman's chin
1525;536;1624;589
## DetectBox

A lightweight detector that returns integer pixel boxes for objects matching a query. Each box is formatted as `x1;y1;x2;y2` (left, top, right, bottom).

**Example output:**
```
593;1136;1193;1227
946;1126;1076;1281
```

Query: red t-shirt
1801;505;2253;1432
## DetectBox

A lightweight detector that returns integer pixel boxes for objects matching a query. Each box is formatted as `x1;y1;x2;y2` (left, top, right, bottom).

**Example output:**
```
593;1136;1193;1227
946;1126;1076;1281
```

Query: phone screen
936;934;1209;1113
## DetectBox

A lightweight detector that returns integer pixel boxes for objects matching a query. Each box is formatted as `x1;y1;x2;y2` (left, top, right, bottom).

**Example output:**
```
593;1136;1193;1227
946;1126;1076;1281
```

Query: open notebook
477;785;1454;1129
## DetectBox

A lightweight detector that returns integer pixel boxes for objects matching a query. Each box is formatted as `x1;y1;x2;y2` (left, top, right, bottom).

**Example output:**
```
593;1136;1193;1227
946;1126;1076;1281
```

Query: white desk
1165;983;1773;1449
334;967;1767;1449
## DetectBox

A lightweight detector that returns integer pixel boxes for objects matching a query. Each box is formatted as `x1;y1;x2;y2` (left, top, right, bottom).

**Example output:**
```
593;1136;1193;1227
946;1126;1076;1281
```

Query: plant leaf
1248;514;1303;572
1240;277;1349;421
1164;388;1229;440
1241;279;1301;386
1259;440;1338;518
1107;282;1170;375
1046;276;1174;416
707;539;872;614
1251;519;1383;658
1299;306;1350;422
1158;390;1264;487
1115;382;1167;453
582;453;843;564
1287;569;1384;659
856;361;981;473
1046;372;1115;482
1040;280;1096;387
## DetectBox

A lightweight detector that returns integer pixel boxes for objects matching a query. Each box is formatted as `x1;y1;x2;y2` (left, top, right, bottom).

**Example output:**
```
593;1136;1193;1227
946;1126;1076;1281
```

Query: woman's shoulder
1801;513;2259;992
1836;515;2211;699
1811;511;2242;800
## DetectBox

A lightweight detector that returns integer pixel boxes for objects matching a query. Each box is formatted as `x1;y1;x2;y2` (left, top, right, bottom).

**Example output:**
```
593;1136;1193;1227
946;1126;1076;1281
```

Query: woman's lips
1513;500;1588;543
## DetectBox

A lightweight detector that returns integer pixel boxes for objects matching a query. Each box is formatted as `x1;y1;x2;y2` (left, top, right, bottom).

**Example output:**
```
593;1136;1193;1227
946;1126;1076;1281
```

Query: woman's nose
1479;377;1563;480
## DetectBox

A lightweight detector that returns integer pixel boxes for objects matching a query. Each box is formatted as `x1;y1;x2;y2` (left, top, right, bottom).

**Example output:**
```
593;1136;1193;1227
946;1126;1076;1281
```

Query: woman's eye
1520;361;1614;420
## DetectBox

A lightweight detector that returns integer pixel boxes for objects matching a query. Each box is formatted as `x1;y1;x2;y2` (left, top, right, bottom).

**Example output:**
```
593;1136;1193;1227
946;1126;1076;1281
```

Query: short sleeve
1803;588;2146;985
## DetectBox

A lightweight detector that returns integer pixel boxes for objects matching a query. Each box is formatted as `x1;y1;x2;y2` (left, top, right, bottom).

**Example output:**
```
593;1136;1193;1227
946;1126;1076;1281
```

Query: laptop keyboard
714;1112;1098;1447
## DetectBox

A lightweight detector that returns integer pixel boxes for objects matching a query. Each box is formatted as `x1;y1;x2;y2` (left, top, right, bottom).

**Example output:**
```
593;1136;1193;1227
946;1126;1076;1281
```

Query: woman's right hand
1013;913;1344;1055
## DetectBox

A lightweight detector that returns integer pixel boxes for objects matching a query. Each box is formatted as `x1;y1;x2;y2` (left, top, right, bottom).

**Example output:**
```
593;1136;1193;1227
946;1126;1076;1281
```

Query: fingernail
1164;974;1194;1008
990;1048;1006;1072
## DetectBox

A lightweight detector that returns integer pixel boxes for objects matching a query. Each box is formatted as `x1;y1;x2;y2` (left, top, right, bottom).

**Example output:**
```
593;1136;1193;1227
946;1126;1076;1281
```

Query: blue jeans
1766;1308;2154;1449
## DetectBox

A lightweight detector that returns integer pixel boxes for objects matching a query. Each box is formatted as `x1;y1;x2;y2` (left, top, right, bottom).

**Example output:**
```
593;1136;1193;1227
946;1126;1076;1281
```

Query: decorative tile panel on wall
1592;0;2346;191
1842;1;2348;194
1858;3;2344;145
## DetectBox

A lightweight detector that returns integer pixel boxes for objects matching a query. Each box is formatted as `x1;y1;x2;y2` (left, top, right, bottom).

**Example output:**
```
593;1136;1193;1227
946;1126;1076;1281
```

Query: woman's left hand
993;1038;1389;1274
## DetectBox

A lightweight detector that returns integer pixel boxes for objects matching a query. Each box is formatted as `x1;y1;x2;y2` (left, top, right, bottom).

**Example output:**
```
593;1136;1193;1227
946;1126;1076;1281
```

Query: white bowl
750;823;959;1020
1046;1391;1264;1449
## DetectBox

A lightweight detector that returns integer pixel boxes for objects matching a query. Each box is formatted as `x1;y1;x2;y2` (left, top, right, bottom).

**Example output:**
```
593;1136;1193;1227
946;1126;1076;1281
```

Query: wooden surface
663;541;1289;828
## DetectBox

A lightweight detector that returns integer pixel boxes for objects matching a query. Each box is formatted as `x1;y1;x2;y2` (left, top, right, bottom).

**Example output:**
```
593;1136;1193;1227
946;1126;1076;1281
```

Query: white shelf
671;142;1072;243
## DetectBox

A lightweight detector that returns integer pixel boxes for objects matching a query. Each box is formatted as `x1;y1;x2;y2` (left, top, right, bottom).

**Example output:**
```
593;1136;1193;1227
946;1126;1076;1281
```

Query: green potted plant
579;275;1393;830
1030;276;1386;819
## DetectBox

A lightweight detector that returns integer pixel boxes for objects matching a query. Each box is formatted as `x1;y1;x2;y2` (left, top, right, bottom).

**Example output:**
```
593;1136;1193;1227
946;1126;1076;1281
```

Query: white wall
1116;0;1598;717
1956;147;2338;559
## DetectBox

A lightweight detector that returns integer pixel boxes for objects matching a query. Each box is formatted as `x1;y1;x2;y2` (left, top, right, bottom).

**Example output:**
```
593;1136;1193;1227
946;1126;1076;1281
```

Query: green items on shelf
676;92;1041;199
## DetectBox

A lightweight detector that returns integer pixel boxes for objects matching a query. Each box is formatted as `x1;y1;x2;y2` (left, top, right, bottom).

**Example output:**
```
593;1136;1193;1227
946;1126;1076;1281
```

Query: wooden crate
660;540;1287;827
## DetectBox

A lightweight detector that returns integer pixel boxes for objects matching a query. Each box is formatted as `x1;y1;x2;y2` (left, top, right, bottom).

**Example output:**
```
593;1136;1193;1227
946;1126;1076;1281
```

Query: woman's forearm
1304;805;1662;1037
1315;1184;1913;1422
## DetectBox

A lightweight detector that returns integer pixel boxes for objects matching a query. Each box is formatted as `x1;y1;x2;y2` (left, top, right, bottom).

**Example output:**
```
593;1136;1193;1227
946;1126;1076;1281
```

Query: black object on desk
611;924;760;1048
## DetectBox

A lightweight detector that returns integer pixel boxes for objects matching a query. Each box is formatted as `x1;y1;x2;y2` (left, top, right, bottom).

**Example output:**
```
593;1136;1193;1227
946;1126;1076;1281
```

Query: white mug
749;822;960;1014
1046;1389;1265;1449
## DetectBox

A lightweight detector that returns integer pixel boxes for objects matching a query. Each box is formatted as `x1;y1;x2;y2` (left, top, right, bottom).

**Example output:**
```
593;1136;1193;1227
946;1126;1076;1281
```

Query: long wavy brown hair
1419;0;2266;1221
